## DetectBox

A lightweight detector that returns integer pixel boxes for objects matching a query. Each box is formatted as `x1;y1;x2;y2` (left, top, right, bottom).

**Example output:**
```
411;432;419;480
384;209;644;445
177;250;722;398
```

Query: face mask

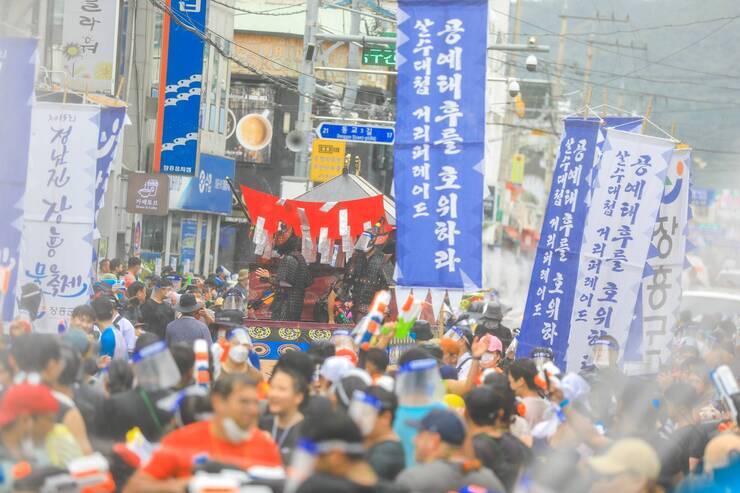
228;345;249;364
481;353;496;364
222;417;251;444
593;349;610;369
20;437;35;458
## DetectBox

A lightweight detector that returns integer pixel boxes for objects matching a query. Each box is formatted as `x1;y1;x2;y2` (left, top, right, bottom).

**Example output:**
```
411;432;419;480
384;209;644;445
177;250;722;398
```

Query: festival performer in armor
255;226;312;321
347;222;393;321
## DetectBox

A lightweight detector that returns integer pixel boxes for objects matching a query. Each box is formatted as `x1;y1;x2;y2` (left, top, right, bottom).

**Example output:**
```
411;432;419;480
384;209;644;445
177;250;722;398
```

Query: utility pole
294;0;320;178
552;6;569;103
582;35;594;106
512;0;523;44
642;96;653;133
341;0;361;110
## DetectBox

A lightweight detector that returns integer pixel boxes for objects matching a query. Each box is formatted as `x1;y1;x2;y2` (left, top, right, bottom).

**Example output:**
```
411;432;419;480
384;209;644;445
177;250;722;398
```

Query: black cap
406;408;466;446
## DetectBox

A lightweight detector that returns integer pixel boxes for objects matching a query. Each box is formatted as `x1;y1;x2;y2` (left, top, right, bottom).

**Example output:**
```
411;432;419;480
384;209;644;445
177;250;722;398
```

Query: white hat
319;356;354;384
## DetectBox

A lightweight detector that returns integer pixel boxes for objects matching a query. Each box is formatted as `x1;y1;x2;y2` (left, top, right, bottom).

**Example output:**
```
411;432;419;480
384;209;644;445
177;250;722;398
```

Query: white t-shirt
113;315;137;354
456;351;473;380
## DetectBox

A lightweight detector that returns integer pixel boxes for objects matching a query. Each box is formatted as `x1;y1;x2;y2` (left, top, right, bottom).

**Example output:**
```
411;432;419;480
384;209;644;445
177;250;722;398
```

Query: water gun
393;292;422;340
710;364;739;426
57;319;67;334
193;340;210;389
353;290;391;346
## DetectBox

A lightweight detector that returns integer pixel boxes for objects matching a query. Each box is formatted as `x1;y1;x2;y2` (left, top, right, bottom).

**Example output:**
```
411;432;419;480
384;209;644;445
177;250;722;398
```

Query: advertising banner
169;154;235;214
20;103;100;332
61;0;119;93
394;0;488;289
519;118;601;368
566;130;673;370
126;173;170;215
180;219;198;266
0;38;37;322
155;0;207;175
624;148;691;372
310;139;346;183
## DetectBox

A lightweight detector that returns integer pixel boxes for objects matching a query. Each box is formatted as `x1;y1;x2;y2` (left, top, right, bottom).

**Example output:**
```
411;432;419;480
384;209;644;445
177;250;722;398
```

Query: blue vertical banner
0;38;37;322
94;107;127;232
394;0;488;289
156;0;207;176
519;118;601;369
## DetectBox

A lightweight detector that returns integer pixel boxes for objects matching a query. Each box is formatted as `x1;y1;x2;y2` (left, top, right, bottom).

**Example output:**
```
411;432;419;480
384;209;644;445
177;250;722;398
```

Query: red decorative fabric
240;185;387;240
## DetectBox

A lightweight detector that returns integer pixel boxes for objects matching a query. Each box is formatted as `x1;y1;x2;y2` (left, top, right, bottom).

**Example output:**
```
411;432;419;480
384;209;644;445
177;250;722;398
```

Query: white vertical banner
62;0;119;93
640;148;691;371
20;103;100;333
567;129;673;370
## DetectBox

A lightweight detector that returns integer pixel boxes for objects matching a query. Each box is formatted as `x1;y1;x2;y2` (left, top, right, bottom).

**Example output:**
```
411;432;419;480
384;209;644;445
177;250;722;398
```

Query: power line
535;56;740;93
600;16;738;87
518;13;740;38
490;5;740;80
211;0;306;16
165;0;394;109
491;55;740;107
148;0;378;115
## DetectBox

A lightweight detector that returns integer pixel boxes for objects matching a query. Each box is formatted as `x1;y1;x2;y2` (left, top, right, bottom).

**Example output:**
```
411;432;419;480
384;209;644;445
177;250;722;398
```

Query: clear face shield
532;349;554;372
332;329;355;352
227;328;252;364
223;291;246;312
348;390;382;437
132;341;182;390
591;342;614;369
395;358;445;407
284;439;366;493
443;327;465;343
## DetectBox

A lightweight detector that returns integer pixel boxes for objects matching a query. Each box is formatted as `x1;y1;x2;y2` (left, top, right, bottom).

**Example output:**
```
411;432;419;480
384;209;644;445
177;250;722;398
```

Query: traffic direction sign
316;123;395;145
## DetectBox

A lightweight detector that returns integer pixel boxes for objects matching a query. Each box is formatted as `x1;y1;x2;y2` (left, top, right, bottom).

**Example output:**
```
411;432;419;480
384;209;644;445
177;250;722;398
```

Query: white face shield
284;439;366;493
132;341;181;390
348;390;382;436
395;358;444;407
332;330;355;352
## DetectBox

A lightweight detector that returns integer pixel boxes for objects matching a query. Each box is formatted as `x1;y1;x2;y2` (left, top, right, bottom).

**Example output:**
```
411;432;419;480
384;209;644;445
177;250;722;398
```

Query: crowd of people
0;253;738;492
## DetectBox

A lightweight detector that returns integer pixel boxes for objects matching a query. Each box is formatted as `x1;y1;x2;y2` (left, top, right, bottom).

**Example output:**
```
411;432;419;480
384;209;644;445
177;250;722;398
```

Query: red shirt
144;420;282;479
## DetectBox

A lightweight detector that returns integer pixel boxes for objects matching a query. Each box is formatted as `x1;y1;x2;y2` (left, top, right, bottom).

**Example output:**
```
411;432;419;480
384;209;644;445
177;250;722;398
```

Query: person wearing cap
476;302;511;340
316;356;355;397
395;408;504;493
255;226;312;322
93;297;129;361
580;335;626;430
140;276;175;340
164;293;212;346
293;409;395;493
0;382;61;488
442;325;475;380
587;438;662;493
363;386;406;481
235;268;250;301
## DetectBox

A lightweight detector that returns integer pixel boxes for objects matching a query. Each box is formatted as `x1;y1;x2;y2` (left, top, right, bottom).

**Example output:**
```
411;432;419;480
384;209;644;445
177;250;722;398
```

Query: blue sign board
158;0;207;175
169;154;235;214
0;38;37;322
394;0;488;289
518;118;601;369
316;122;395;144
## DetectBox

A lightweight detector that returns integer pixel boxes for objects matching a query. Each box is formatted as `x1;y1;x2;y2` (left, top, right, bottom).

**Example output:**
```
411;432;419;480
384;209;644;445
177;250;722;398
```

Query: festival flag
566;129;674;370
